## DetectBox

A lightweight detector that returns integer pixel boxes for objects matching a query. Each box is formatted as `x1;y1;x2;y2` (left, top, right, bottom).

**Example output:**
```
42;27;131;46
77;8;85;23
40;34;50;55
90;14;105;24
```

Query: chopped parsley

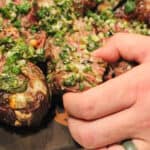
0;0;31;28
37;0;77;36
63;74;76;87
0;75;28;93
124;0;136;14
0;0;149;93
0;37;45;92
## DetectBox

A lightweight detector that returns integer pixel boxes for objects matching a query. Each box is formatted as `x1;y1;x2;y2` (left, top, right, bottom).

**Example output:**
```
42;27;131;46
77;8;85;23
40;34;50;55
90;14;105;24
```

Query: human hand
63;33;150;150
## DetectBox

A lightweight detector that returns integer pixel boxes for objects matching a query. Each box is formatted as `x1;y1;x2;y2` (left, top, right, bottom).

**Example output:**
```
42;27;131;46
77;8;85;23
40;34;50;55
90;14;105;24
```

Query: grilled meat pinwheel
0;62;49;127
115;0;150;25
0;24;50;127
47;47;107;93
46;18;107;93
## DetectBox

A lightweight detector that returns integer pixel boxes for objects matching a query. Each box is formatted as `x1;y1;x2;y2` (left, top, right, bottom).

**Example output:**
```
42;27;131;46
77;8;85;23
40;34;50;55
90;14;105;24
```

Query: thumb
93;33;150;63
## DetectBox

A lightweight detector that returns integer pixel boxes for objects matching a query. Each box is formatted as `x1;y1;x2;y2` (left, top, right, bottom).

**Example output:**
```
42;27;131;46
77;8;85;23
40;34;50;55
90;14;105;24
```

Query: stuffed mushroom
0;62;50;127
0;25;50;127
46;18;107;93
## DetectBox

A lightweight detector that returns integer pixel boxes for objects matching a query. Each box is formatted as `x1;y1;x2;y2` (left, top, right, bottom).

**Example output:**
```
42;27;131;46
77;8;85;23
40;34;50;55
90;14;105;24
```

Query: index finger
93;33;150;63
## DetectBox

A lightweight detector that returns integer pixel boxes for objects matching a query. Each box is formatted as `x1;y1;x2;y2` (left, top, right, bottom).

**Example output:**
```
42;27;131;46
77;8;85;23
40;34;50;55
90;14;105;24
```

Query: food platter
0;0;150;149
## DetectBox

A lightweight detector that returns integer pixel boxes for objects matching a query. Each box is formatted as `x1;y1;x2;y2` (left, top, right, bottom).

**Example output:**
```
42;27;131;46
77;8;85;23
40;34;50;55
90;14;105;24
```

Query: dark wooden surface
0;120;80;150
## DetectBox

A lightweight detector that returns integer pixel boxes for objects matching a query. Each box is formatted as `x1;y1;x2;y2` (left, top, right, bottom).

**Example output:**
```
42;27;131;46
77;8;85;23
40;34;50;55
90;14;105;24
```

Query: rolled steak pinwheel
0;25;50;127
46;18;107;93
0;62;50;127
115;0;150;25
47;48;107;93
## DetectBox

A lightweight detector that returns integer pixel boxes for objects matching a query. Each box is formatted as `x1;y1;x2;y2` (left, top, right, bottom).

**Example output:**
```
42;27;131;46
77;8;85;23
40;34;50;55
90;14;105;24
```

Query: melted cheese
9;79;47;109
15;111;32;126
9;94;27;109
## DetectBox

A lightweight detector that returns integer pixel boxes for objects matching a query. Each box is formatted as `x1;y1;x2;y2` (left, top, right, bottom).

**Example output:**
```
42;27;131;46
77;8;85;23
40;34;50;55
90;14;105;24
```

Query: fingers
68;108;137;149
63;64;142;120
93;33;150;63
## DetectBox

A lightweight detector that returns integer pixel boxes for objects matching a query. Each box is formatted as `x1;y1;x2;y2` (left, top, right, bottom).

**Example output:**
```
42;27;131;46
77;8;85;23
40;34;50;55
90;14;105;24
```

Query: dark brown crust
28;92;50;126
0;106;16;125
0;91;16;125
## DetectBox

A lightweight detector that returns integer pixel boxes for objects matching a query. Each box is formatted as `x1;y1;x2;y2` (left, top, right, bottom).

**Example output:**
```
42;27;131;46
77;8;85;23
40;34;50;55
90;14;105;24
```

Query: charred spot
37;61;47;75
36;92;45;103
0;91;9;106
0;107;16;125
